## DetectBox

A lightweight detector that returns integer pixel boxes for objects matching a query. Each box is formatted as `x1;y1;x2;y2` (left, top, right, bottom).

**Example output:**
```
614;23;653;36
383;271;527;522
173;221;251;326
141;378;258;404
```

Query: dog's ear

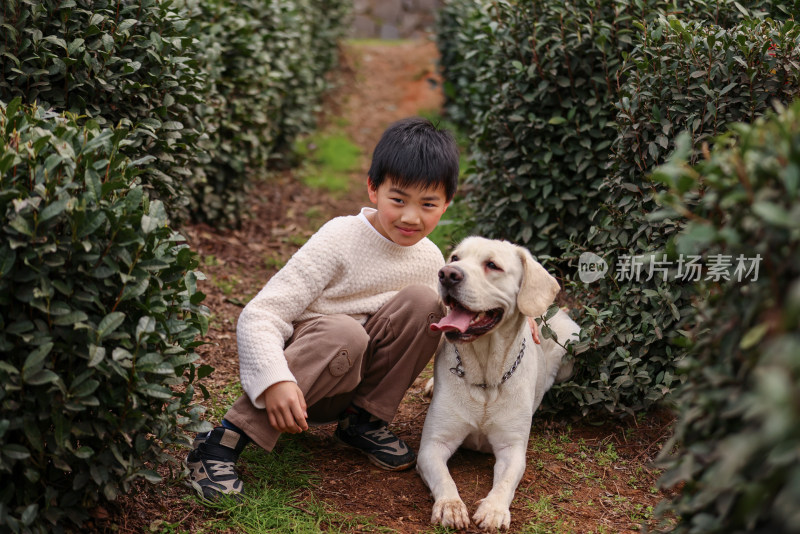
516;246;560;317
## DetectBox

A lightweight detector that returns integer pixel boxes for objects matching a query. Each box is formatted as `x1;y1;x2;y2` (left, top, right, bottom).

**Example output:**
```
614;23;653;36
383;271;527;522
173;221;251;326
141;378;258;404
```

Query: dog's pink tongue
430;307;474;333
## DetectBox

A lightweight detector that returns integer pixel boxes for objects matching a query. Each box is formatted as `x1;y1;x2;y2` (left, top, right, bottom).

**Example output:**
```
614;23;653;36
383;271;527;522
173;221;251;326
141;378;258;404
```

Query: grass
595;442;620;467
521;494;576;534
293;131;361;195
188;437;381;533
264;253;286;271
205;441;318;533
304;206;327;231
206;382;244;423
284;233;310;248
191;385;387;534
527;495;556;518
520;421;669;533
211;274;240;296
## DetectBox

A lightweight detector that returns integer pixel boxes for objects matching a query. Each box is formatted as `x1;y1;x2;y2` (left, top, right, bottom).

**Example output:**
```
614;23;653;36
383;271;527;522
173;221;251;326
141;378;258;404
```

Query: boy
186;117;460;501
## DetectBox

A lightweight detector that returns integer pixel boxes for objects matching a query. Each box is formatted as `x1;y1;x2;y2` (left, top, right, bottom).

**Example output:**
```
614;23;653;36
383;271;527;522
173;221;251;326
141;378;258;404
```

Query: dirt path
106;39;676;534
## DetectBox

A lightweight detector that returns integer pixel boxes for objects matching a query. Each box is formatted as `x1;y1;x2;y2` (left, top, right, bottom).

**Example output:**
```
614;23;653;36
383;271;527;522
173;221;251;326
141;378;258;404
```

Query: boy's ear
367;178;378;203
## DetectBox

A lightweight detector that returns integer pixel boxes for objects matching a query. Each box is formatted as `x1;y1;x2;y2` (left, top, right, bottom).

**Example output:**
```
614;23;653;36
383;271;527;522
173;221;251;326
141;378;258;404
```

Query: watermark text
577;252;762;283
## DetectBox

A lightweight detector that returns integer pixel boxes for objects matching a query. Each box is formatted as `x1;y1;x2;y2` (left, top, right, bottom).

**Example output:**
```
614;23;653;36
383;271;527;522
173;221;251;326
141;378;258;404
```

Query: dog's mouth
430;297;504;342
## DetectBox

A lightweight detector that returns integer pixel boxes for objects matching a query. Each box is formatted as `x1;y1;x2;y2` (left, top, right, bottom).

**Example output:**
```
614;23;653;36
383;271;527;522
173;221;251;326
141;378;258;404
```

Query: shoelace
364;426;395;442
207;459;235;477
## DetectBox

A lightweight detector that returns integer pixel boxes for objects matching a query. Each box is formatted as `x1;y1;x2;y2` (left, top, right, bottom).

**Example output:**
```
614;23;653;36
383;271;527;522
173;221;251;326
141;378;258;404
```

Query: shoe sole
184;479;245;504
332;434;416;471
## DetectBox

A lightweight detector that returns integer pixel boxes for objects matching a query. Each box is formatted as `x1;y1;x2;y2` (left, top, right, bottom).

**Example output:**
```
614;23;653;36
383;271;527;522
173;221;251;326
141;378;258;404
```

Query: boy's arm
236;223;342;411
527;316;541;344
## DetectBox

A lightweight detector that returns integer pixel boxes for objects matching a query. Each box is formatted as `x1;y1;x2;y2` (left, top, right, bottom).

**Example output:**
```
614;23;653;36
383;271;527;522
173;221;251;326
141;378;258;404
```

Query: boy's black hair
368;117;460;202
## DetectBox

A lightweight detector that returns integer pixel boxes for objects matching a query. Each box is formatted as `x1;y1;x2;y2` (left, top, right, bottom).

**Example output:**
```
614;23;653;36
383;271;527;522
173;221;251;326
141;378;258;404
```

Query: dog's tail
540;309;580;385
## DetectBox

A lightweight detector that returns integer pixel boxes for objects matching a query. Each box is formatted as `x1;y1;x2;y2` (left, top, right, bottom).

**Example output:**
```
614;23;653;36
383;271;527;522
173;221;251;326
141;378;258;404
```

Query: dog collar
449;338;526;389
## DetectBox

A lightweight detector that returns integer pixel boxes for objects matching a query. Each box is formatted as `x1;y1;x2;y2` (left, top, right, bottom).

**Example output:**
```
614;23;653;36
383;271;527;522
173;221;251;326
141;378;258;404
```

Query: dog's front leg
417;439;470;529
472;442;527;531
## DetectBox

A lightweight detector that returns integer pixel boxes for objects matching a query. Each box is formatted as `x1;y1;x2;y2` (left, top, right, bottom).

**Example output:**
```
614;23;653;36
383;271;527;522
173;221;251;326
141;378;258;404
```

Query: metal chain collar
449;338;527;389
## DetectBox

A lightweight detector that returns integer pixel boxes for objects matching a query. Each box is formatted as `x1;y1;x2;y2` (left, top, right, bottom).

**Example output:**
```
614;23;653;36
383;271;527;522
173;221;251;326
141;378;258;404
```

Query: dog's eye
450;255;459;262
486;261;503;271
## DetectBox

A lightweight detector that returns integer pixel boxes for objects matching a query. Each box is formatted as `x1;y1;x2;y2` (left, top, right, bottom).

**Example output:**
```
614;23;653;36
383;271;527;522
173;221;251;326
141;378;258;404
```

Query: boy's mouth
396;226;419;236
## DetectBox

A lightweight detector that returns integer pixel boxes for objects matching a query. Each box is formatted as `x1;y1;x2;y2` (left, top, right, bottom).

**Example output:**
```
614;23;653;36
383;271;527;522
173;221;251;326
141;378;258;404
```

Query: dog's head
430;237;560;342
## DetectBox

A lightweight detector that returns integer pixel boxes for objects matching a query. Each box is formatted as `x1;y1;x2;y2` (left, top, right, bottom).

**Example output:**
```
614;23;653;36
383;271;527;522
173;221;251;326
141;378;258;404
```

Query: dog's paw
431;498;470;529
423;377;434;398
473;498;511;531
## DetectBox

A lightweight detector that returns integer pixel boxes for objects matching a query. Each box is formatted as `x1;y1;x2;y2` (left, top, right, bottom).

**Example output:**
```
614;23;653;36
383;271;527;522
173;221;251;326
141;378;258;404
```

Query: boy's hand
527;316;541;345
263;381;308;434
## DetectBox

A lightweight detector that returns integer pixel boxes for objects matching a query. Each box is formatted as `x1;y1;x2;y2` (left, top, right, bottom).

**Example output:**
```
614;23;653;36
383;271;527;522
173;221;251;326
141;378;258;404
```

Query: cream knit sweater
236;208;445;408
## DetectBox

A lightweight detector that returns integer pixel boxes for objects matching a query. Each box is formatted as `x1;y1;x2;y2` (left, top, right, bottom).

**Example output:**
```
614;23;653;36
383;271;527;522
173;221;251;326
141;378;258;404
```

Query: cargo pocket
328;350;352;377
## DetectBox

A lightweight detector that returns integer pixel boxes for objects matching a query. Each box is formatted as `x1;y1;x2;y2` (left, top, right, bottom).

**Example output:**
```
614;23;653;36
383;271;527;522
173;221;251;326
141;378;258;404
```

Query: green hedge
184;0;350;226
0;0;206;219
0;0;350;228
652;101;800;534
549;16;800;415
0;99;211;533
436;0;778;257
437;1;800;414
271;0;351;158
439;0;625;254
435;0;494;134
437;0;800;528
608;16;800;215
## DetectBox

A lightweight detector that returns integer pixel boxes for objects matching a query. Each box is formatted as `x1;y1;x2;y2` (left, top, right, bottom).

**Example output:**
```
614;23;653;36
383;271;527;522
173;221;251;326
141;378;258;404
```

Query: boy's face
367;178;449;247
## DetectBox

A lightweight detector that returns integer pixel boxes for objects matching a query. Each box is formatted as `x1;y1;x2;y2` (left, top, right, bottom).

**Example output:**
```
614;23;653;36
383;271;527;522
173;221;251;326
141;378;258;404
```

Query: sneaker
333;406;416;471
186;426;248;501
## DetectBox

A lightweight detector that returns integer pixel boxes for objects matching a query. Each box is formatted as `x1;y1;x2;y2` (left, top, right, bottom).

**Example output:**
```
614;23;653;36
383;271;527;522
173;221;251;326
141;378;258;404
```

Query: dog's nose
439;265;464;287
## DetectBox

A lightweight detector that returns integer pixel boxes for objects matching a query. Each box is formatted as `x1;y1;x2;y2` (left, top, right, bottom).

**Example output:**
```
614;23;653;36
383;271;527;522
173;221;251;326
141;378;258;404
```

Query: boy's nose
400;208;421;224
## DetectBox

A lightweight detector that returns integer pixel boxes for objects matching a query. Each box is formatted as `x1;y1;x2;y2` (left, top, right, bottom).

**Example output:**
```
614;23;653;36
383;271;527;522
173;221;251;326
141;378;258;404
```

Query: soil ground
97;39;677;533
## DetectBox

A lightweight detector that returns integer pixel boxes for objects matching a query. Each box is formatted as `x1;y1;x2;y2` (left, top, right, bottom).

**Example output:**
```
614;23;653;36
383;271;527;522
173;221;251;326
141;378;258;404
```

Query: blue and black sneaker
186;426;248;502
333;405;416;471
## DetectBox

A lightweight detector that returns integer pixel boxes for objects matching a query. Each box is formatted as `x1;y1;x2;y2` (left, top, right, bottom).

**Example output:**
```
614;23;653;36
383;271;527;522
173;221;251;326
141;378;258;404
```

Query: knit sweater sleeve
236;220;343;408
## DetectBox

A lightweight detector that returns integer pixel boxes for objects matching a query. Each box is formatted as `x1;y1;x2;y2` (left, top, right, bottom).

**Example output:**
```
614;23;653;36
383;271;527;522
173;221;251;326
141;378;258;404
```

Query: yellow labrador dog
418;237;579;531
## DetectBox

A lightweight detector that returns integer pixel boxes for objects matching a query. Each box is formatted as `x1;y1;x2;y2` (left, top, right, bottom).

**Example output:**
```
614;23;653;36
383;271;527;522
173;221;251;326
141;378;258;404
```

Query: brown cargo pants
224;284;444;451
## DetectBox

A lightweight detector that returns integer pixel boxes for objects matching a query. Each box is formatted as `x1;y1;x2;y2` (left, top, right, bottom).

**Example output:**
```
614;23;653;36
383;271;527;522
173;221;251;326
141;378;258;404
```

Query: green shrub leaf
138;383;173;399
739;323;769;350
197;364;214;379
20;503;38;526
138;469;162;483
52;310;89;326
97;311;126;340
87;344;106;367
752;201;792;227
24;369;60;385
22;342;53;375
71;379;100;398
2;444;31;460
